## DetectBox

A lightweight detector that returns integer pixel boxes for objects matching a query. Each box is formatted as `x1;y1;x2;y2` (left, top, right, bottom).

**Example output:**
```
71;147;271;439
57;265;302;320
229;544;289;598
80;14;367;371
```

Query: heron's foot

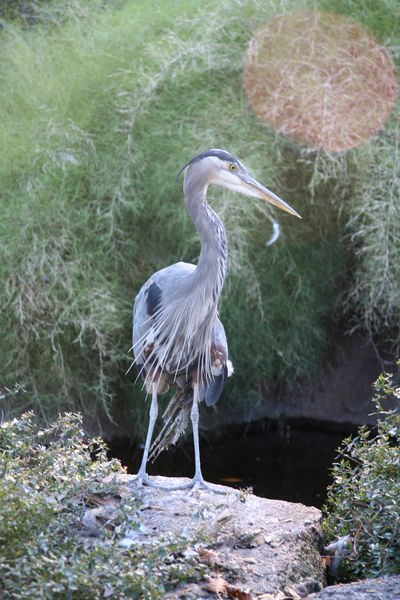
161;474;226;494
131;473;228;494
131;472;188;492
131;471;159;489
189;475;226;495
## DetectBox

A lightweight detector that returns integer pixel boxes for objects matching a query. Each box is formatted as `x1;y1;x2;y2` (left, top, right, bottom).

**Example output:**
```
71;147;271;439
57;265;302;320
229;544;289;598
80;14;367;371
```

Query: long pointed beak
239;173;302;219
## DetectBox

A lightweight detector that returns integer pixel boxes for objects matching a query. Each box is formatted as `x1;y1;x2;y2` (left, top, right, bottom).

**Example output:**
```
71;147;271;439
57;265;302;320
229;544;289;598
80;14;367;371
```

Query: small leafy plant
323;366;400;581
0;412;202;599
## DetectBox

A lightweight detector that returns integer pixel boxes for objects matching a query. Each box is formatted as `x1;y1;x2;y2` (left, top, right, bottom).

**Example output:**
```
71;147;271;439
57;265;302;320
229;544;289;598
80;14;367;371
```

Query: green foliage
323;369;400;580
343;106;400;345
0;0;399;434
318;0;400;41
0;412;202;598
297;2;400;348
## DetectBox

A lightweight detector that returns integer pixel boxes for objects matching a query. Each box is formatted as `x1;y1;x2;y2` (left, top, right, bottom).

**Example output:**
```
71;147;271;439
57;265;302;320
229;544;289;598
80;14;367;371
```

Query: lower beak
240;173;302;219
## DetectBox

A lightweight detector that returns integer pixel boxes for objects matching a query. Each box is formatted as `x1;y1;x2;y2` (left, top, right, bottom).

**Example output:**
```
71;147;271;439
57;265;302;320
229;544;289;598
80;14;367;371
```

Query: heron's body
132;260;229;396
132;260;231;459
131;149;300;491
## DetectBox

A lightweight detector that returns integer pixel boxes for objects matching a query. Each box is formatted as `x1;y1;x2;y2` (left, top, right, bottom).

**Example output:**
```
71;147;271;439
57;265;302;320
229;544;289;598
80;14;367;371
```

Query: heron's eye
229;163;237;172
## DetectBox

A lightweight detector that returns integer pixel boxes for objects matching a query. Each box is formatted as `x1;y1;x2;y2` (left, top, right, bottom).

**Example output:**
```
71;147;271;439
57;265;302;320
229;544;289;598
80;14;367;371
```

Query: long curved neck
184;176;228;304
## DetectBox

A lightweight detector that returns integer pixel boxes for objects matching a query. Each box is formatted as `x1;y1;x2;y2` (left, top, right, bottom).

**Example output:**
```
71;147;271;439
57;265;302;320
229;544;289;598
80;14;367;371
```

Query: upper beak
239;172;302;219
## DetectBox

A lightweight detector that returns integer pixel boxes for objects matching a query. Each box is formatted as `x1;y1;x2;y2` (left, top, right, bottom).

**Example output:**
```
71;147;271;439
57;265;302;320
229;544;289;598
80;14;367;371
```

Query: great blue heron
132;149;300;492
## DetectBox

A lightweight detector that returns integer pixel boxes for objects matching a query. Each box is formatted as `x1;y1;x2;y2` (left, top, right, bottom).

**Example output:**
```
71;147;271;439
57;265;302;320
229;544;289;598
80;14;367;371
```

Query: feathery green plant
0;0;399;436
344;106;400;345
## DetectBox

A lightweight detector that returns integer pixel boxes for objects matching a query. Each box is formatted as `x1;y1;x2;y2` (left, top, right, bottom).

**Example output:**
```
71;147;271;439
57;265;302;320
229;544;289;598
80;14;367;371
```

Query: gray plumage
131;149;300;492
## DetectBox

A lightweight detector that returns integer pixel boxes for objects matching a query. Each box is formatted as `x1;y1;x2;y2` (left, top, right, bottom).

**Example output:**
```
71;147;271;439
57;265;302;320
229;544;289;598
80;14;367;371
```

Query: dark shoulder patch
146;282;162;317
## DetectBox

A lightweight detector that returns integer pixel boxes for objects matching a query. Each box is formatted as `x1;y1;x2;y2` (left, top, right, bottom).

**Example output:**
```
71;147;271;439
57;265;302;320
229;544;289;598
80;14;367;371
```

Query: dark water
109;420;354;508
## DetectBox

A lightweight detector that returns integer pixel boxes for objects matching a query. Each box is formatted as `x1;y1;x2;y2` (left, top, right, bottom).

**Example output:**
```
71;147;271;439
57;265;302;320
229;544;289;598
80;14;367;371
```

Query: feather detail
149;387;192;462
133;282;220;390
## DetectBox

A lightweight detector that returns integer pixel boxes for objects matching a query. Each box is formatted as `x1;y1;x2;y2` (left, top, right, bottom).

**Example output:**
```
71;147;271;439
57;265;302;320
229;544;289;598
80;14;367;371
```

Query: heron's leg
191;381;204;483
147;382;225;494
135;384;158;486
189;382;225;494
133;380;226;494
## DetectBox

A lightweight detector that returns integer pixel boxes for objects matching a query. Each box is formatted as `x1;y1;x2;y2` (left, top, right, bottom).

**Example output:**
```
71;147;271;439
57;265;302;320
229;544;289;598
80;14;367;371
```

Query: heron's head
179;149;301;219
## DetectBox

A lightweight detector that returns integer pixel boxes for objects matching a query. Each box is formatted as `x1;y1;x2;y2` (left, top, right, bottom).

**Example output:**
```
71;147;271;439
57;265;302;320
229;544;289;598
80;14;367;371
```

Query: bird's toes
131;473;156;489
189;478;226;495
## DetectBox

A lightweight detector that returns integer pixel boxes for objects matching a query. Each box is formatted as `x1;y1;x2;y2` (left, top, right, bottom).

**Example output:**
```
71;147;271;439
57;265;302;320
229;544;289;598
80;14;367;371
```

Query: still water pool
110;421;354;508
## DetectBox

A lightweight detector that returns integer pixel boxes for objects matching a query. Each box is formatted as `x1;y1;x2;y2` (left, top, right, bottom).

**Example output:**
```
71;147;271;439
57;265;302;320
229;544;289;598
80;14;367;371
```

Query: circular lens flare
244;11;398;152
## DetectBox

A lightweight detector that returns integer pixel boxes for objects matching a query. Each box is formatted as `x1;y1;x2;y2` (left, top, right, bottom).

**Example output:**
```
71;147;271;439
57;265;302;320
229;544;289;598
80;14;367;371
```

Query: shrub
0;0;399;435
343;107;400;346
0;0;346;432
323;367;400;580
0;412;202;598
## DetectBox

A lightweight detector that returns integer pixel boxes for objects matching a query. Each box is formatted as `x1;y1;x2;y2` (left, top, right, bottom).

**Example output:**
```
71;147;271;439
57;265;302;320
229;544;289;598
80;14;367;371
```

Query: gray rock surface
116;474;325;598
306;575;400;599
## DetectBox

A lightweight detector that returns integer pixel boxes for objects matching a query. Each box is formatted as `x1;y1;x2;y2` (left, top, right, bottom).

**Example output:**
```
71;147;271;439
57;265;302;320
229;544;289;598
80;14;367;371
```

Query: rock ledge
118;474;325;598
306;575;400;599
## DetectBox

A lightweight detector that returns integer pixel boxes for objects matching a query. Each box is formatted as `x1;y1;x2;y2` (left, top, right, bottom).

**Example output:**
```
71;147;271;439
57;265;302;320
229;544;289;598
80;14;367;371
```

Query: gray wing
132;261;233;396
132;261;196;371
